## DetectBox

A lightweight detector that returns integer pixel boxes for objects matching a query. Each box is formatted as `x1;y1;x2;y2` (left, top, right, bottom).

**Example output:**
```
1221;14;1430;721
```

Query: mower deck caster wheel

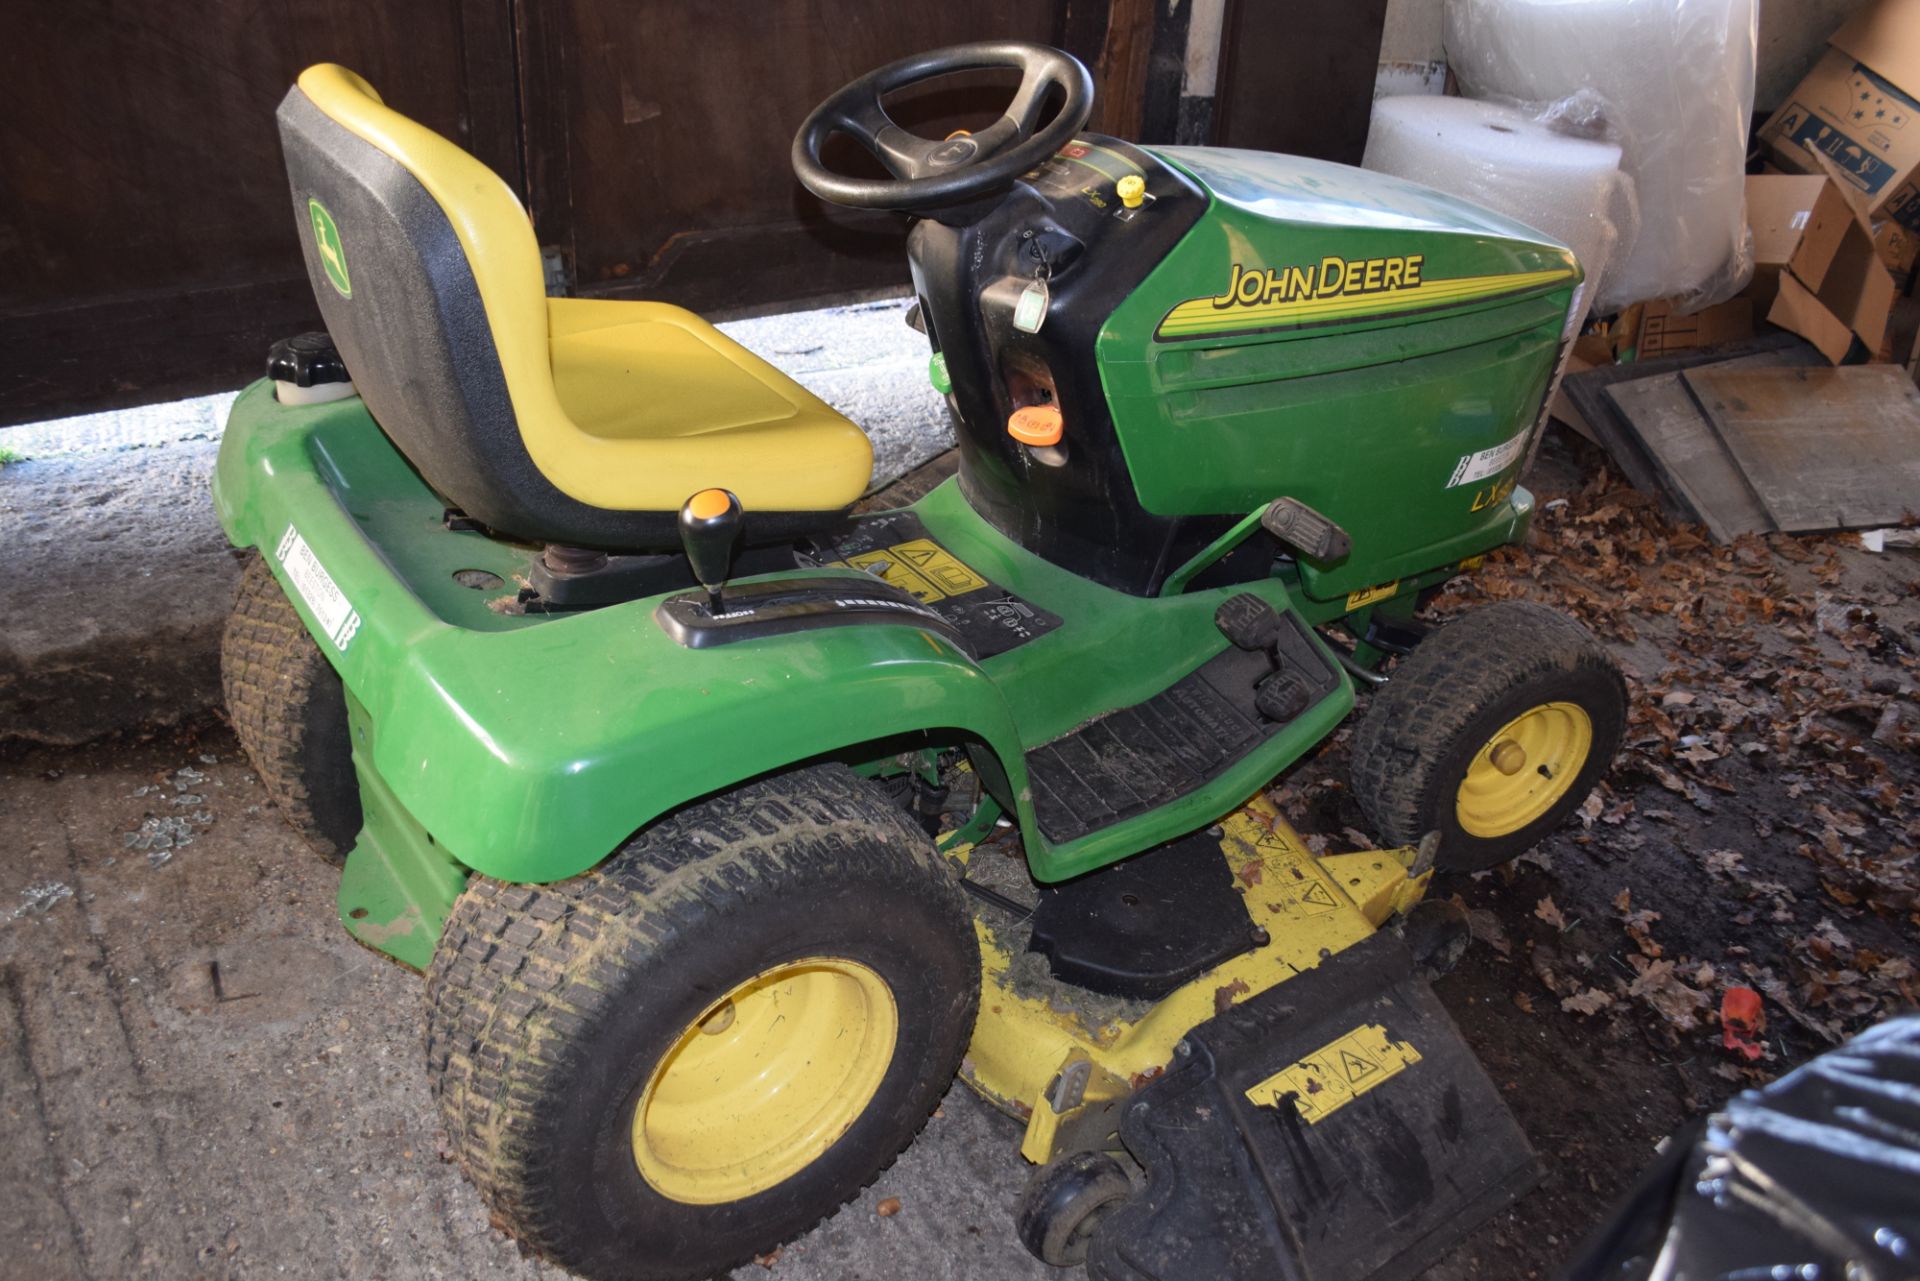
1016;1150;1134;1267
1397;896;1472;980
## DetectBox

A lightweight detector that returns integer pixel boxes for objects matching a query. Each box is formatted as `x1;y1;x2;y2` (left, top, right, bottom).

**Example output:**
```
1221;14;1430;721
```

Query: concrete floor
0;299;953;748
0;736;1057;1281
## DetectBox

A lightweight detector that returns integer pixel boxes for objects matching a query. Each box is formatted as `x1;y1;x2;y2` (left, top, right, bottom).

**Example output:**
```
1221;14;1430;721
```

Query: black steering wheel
792;42;1094;213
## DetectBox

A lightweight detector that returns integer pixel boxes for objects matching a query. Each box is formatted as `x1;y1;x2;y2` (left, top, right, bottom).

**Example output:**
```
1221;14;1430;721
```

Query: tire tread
424;764;977;1279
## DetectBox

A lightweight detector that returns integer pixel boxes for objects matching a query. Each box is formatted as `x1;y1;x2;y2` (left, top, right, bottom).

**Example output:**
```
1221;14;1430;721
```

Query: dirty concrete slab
0;738;1054;1281
0;441;244;748
0;299;952;747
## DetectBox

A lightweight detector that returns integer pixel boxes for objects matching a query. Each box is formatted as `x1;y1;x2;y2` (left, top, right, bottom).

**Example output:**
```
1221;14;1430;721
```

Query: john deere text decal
1157;257;1574;340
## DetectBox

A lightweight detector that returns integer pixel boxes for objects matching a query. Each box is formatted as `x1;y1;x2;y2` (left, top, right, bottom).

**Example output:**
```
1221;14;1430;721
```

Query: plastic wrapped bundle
1363;95;1629;331
1443;0;1757;312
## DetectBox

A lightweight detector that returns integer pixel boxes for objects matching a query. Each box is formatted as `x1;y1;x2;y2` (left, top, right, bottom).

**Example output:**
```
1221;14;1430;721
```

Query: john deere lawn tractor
215;42;1627;1281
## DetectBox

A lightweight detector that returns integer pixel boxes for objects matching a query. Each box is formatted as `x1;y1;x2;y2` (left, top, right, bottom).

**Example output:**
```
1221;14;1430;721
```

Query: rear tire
1349;601;1626;873
425;764;979;1281
220;553;361;862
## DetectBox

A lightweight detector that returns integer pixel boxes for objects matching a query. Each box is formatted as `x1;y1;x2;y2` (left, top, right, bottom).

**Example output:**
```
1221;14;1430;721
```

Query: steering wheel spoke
792;41;1094;214
831;95;928;180
965;115;1023;160
870;126;943;182
1004;73;1055;137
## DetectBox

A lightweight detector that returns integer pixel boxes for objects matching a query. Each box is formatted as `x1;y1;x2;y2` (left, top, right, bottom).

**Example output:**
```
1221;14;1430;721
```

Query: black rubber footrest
1025;649;1268;845
1024;612;1341;845
1028;830;1267;999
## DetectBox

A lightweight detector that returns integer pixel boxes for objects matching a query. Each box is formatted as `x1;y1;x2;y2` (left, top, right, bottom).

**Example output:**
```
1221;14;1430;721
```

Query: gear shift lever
680;489;742;613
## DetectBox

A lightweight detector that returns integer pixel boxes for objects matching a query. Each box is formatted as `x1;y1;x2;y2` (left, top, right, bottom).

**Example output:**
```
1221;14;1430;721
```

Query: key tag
1013;273;1050;334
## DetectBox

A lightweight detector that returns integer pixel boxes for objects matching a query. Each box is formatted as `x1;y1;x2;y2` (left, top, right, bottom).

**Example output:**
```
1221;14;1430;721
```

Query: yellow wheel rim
1455;702;1594;838
631;957;898;1205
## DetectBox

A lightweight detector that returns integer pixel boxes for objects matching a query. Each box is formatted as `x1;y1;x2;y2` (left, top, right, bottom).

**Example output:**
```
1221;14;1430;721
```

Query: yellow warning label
893;539;988;597
840;538;987;604
1344;580;1399;612
1296;882;1340;915
1244;1024;1421;1124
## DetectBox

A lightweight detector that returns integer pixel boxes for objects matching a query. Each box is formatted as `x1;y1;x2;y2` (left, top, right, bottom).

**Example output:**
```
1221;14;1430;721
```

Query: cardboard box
1742;173;1897;363
1746;173;1832;312
1875;219;1918;274
1634;297;1754;358
1760;1;1920;231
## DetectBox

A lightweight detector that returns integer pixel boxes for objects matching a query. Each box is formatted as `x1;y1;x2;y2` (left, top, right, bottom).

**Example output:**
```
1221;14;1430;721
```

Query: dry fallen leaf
1449;893;1512;957
1627;957;1711;1031
1562;988;1615;1016
1534;896;1568;930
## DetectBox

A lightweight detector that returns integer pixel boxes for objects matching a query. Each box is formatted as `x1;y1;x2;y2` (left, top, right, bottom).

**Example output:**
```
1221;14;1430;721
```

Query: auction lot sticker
276;524;362;651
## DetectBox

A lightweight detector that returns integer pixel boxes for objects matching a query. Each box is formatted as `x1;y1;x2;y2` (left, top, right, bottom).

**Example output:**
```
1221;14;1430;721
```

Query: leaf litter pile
1277;437;1919;1278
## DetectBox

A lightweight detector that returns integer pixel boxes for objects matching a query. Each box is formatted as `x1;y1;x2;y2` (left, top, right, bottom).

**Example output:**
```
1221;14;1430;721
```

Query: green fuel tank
1099;148;1580;603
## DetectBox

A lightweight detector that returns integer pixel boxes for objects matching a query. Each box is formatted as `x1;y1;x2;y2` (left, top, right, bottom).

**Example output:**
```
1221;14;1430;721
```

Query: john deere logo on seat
308;198;351;298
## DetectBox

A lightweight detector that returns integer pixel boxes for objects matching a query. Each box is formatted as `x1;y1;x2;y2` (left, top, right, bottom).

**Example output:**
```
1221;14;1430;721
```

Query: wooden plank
1557;333;1819;520
457;0;528;193
1212;0;1390;165
1064;0;1156;139
1684;365;1920;532
1603;373;1773;543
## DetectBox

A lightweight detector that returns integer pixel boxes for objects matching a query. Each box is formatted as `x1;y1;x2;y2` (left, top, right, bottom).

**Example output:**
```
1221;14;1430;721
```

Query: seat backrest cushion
277;66;680;547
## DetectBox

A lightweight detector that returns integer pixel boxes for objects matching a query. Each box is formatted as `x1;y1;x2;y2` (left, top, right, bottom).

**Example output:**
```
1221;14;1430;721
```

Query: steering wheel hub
927;136;981;168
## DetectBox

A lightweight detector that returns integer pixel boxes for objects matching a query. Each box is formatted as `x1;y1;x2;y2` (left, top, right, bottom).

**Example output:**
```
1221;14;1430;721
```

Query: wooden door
0;0;519;424
0;0;1153;422
513;0;1092;311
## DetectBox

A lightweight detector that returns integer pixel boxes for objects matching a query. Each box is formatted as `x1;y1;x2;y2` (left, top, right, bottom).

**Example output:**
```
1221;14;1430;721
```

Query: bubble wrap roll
1442;0;1757;311
1363;95;1624;328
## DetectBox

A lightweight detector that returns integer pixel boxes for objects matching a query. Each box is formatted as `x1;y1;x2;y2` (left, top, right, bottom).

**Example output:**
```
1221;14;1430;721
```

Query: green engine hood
1155;146;1573;253
1093;146;1578;603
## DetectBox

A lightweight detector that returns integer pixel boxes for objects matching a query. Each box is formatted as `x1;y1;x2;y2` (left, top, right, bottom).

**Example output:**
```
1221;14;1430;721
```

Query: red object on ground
1722;986;1767;1060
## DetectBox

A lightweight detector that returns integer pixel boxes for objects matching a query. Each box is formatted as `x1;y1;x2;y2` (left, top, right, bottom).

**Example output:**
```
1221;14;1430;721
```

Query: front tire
425;764;980;1281
1349;601;1626;873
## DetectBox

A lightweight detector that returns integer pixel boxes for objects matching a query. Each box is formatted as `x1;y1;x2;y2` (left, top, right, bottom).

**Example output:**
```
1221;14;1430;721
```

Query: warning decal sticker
843;538;988;603
813;513;1063;660
1243;1023;1422;1124
1344;580;1399;611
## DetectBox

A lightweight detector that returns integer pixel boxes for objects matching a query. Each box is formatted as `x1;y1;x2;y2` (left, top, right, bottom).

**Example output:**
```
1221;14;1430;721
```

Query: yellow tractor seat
276;65;873;549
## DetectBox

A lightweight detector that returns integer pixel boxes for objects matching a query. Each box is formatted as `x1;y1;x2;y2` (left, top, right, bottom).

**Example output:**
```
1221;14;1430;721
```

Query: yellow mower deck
951;793;1432;1166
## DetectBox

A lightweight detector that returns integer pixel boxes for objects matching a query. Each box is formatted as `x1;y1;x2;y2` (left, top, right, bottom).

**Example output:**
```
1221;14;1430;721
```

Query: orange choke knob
1007;404;1064;447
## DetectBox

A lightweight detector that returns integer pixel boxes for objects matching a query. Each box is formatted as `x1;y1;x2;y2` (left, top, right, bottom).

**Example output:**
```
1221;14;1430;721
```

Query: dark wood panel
1;278;319;427
1212;0;1389;166
0;0;520;421
0;0;519;312
514;1;1084;306
1;0;1160;419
